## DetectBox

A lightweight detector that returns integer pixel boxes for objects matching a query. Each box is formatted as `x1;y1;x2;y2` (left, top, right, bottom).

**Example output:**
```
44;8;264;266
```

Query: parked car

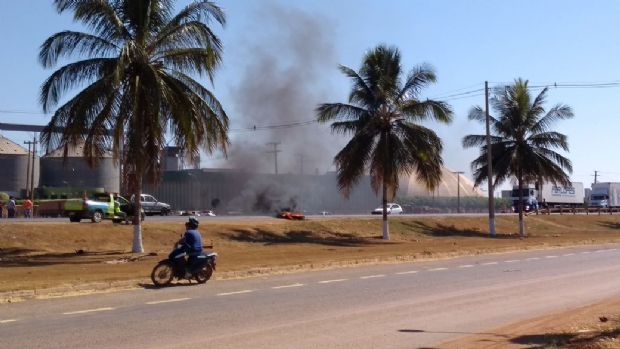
371;203;403;215
131;194;171;216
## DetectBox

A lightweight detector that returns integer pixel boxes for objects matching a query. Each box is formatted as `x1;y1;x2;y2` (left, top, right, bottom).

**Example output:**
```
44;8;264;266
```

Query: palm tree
40;0;229;252
463;79;573;237
317;45;453;240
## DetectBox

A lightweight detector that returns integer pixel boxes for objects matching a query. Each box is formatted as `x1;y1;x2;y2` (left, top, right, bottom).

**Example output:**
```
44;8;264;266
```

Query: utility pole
453;171;464;213
296;153;305;175
594;170;599;184
30;136;37;200
485;81;496;237
266;142;281;175
23;140;32;198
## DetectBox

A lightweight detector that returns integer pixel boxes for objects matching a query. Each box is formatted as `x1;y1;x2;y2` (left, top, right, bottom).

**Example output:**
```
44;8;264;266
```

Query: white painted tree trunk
519;216;526;238
132;224;144;253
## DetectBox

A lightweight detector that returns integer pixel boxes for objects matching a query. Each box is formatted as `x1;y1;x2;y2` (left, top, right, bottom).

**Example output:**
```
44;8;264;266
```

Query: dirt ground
441;296;620;348
3;214;620;293
4;214;620;348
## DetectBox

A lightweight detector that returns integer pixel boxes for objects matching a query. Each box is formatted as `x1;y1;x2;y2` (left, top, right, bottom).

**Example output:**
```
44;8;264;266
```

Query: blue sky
1;0;620;193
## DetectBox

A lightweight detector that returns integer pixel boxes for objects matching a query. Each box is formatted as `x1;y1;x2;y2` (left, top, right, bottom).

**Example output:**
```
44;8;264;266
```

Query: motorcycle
151;242;217;287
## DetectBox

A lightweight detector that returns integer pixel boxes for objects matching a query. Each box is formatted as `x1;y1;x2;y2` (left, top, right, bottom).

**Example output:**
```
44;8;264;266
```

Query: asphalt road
3;244;620;348
5;212;506;223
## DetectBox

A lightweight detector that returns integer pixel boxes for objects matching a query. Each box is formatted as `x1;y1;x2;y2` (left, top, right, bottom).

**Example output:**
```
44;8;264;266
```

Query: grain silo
0;135;39;195
40;142;119;193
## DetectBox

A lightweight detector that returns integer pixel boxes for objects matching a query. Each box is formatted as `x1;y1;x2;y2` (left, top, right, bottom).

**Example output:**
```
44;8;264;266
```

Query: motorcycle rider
169;216;203;278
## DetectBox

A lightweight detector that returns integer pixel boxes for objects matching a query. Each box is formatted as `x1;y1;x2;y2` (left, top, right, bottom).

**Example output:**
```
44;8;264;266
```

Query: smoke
220;2;340;175
227;177;307;214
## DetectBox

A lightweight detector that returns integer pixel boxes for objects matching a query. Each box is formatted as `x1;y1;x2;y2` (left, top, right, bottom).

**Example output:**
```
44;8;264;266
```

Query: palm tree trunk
518;175;526;238
382;178;389;240
382;129;389;240
132;174;144;253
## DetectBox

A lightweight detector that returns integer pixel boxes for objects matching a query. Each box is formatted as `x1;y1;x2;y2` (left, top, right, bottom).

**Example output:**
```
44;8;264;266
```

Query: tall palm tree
40;0;229;252
317;45;453;240
463;79;573;237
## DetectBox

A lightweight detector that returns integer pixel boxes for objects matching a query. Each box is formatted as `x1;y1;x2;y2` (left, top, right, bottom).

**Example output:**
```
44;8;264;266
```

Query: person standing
23;198;33;218
7;197;16;218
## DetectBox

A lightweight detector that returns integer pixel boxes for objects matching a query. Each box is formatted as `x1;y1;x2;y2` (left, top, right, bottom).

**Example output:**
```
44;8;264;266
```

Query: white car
371;203;403;215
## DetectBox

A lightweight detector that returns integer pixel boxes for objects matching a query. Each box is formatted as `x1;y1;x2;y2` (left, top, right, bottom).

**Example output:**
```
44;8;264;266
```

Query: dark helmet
186;216;199;229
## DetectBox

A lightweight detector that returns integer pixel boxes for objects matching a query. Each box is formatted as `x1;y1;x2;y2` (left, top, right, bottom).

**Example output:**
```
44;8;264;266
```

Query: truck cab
590;194;609;208
511;187;538;212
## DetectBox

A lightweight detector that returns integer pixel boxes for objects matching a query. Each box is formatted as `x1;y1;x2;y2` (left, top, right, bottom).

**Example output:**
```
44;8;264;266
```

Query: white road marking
395;270;418;275
595;249;607;253
504;260;520;263
217;290;254;296
525;257;540;261
482;262;498;265
562;253;575;256
609;248;617;251
272;283;304;289
545;255;558;259
0;319;17;324
63;307;114;315
360;274;385;279
318;279;348;284
581;251;591;254
146;298;191;305
458;265;474;268
428;267;448;271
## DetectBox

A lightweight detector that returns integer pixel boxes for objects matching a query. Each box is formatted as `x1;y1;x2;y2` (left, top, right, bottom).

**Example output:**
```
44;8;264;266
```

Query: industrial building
0;134;481;213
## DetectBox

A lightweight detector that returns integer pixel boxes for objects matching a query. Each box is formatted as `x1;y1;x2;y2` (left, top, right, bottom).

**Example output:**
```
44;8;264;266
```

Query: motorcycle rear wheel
195;264;213;284
151;262;174;287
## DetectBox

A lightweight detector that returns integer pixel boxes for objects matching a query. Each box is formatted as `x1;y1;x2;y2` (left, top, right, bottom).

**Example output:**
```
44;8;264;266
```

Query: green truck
64;193;144;223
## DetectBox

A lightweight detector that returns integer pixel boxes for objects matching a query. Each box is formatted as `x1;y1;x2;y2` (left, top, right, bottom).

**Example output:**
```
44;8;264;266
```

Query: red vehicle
276;210;305;220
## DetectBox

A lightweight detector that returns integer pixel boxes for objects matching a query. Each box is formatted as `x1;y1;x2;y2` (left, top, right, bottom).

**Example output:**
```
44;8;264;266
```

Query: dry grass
2;214;620;293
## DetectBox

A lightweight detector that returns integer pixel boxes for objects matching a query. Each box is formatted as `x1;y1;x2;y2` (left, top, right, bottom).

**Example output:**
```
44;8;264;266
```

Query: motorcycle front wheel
195;264;213;284
151;261;174;287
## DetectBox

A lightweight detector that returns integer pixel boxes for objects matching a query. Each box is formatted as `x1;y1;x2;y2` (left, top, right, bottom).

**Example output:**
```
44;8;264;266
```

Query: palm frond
53;0;129;41
396;64;436;101
316;103;368;123
39;31;119;68
40;58;118;112
400;99;453;124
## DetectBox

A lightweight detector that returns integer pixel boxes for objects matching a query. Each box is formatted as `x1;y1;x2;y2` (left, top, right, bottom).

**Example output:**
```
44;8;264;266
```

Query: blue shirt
183;229;203;255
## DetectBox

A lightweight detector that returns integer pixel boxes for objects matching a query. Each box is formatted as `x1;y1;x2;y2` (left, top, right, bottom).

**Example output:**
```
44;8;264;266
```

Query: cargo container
589;182;620;208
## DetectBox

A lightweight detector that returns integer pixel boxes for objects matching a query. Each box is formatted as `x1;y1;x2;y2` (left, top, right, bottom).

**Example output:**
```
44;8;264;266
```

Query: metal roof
44;141;113;158
0;135;28;155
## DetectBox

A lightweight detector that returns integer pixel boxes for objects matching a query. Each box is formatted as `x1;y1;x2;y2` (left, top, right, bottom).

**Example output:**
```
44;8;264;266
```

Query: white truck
589;182;620;208
539;182;584;207
511;181;584;211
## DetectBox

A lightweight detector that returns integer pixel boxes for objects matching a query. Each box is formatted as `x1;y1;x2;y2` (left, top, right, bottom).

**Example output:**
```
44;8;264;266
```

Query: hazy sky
1;0;620;193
